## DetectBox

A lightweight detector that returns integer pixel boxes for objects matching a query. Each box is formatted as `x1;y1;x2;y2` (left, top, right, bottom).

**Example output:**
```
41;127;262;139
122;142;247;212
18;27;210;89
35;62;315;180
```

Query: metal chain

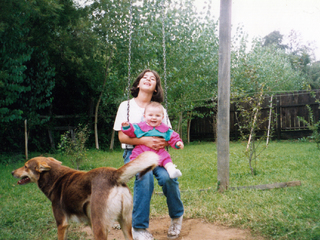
126;0;133;122
161;0;169;125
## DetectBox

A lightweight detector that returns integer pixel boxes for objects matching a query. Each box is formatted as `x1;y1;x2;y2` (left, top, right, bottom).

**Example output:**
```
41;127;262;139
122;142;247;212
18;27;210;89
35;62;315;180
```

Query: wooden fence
190;90;320;141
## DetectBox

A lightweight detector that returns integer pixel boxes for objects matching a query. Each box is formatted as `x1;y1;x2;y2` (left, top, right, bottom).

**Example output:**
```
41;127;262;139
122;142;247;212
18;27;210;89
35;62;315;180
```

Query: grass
1;141;320;239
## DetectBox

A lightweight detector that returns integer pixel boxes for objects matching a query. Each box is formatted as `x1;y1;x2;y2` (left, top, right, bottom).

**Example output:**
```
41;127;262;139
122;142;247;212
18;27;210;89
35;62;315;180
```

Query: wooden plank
154;181;301;195
229;181;301;191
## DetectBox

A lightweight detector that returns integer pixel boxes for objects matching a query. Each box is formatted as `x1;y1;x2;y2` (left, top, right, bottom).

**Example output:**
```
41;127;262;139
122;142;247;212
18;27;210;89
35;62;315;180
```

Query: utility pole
217;0;231;192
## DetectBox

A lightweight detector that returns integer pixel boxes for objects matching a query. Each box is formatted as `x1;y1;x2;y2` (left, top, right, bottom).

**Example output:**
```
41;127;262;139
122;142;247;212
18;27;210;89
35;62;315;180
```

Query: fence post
24;120;28;160
277;99;281;139
217;0;231;192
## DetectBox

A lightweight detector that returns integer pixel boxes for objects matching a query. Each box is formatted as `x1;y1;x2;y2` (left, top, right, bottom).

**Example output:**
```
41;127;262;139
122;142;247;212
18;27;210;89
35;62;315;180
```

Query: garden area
1;0;320;239
1;141;320;239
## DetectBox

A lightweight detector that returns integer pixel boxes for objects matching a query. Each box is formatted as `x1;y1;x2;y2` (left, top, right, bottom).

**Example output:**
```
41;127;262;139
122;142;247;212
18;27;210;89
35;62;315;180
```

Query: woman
113;69;184;240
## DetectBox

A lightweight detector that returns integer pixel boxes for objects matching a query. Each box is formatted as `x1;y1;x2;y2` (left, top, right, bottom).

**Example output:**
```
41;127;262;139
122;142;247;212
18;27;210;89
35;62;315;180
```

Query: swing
125;0;169;123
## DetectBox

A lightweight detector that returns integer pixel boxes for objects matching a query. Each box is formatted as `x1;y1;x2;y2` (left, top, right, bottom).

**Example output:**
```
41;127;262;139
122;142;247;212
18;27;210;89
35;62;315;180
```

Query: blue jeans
123;149;184;229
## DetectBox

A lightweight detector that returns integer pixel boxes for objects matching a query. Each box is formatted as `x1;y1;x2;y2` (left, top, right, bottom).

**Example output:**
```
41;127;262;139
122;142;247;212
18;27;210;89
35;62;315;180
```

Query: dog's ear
47;157;62;165
36;161;51;172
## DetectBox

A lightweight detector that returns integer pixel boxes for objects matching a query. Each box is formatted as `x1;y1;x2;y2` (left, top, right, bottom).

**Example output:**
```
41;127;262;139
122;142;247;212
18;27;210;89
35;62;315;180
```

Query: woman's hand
141;136;168;151
118;132;168;151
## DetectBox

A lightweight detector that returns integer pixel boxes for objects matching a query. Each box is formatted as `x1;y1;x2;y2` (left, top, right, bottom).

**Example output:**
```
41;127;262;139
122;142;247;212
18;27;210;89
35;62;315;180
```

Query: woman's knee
155;168;176;186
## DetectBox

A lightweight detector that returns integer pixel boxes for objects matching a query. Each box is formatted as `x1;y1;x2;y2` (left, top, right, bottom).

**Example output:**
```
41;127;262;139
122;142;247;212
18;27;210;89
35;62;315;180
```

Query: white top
113;98;171;149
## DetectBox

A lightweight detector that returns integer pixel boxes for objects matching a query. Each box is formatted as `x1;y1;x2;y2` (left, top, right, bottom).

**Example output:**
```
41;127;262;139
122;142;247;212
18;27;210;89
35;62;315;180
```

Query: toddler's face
144;106;164;127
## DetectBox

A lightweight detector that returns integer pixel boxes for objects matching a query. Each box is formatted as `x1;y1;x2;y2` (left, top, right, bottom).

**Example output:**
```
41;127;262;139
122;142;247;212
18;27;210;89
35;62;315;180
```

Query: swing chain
127;0;133;122
161;0;169;124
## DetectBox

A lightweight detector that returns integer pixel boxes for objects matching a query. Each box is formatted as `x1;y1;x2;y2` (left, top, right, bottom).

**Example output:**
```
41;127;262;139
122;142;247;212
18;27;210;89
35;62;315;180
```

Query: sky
195;0;320;61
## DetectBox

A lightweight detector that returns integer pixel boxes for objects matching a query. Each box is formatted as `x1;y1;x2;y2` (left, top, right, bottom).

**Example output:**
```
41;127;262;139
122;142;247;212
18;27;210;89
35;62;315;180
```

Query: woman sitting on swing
113;69;184;240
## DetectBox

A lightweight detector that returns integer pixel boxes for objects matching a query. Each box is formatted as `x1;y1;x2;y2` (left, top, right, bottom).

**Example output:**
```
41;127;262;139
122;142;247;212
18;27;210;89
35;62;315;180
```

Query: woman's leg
153;166;184;218
123;150;154;229
132;171;154;228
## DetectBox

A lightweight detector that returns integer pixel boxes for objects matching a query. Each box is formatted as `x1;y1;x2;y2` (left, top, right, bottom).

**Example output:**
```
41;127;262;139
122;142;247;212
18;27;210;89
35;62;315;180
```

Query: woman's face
138;71;157;93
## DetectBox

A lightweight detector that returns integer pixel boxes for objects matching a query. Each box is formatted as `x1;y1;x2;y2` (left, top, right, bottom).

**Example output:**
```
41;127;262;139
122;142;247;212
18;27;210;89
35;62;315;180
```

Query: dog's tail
116;151;159;184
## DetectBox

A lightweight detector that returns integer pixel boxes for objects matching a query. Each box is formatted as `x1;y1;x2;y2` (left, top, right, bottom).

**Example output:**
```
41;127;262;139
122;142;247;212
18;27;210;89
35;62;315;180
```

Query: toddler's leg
164;162;182;179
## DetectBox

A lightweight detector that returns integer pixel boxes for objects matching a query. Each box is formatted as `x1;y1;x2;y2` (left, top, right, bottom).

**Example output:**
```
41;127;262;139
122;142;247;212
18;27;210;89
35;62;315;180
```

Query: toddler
121;102;184;178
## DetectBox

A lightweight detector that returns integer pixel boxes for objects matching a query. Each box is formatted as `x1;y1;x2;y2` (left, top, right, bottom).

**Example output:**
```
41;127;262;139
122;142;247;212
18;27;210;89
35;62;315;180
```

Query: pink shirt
121;121;182;166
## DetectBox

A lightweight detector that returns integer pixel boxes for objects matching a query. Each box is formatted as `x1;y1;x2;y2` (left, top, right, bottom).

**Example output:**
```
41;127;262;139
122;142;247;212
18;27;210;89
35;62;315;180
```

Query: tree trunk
94;48;113;149
110;130;115;150
179;112;183;139
187;111;191;144
246;91;263;151
25;120;28;160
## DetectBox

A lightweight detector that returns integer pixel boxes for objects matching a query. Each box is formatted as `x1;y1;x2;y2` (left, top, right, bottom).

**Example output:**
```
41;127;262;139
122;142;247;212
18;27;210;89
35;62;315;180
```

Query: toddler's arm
121;122;136;138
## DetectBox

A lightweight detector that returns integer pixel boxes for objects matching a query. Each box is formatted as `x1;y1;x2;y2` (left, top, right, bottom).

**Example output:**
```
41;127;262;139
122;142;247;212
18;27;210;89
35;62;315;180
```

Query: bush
57;124;90;169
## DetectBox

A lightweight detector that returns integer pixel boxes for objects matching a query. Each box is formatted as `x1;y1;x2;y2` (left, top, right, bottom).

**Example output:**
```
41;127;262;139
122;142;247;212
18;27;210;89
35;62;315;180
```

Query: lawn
1;141;319;239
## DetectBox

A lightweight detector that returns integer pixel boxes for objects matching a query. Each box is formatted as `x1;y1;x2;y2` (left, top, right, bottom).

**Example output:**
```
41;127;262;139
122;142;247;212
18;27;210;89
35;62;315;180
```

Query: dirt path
81;216;264;240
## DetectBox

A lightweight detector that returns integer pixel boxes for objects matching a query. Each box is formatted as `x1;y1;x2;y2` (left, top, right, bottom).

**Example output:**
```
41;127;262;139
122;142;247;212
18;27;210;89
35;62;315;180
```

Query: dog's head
12;157;62;185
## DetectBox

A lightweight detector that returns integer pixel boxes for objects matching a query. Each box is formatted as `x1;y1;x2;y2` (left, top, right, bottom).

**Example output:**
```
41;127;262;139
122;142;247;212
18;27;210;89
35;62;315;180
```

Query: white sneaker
167;215;183;239
166;164;182;179
132;228;154;240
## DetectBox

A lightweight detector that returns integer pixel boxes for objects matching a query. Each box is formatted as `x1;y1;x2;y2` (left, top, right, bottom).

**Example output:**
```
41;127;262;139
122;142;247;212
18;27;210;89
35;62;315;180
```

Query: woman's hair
130;69;164;103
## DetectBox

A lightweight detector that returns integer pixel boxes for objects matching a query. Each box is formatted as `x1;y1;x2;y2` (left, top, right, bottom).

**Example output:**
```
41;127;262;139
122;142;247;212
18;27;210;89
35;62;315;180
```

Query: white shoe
167;215;183;239
132;228;154;240
166;164;182;179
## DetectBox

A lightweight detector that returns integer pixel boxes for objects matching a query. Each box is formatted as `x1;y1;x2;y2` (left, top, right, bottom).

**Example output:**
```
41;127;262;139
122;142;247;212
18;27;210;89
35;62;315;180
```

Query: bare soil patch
81;216;264;240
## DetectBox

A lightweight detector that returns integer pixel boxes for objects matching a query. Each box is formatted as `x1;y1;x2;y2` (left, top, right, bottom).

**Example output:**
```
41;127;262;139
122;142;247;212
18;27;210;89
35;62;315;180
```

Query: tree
231;36;306;174
0;0;58;151
262;30;287;50
306;61;320;89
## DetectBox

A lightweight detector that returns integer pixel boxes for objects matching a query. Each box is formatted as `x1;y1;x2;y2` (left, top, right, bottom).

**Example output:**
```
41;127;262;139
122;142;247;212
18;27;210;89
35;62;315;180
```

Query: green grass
1;141;320;239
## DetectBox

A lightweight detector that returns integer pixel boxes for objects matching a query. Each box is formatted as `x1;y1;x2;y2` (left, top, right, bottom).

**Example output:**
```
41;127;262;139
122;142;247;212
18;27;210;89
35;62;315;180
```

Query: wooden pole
217;0;232;192
266;95;273;147
24;120;28;160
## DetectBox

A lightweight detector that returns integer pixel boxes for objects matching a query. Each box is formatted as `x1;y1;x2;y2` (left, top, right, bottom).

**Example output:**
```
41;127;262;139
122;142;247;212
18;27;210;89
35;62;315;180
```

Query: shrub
57;124;90;169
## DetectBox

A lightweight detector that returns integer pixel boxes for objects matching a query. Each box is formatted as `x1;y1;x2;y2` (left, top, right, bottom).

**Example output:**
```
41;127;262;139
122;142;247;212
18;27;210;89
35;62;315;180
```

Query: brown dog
12;151;159;240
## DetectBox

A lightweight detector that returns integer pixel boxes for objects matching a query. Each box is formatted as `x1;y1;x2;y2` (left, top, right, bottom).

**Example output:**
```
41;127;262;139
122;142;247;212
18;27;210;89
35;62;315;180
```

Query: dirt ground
81;216;265;240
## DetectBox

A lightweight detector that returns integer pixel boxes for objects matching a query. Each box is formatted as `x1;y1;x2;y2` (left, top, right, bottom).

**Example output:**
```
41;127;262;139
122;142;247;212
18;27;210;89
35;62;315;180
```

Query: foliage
262;30;287;50
0;0;60;152
234;87;275;175
57;124;90;169
232;37;306;94
1;0;315;152
297;105;320;148
165;1;219;134
262;30;316;88
231;36;300;174
306;61;320;89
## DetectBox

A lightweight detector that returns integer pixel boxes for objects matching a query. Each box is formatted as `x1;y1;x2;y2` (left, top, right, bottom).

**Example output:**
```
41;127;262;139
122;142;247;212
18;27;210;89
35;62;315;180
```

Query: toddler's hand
122;121;129;127
177;141;184;150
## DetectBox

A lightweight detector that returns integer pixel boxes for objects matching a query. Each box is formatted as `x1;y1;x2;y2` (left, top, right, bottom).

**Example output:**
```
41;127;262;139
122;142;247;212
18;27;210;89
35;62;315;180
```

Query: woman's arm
118;131;168;151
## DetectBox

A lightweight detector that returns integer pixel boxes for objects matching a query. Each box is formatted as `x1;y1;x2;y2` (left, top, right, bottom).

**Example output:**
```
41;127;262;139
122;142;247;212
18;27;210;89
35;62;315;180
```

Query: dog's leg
90;191;109;239
91;213;109;239
119;216;133;240
57;224;69;240
119;189;133;240
52;206;69;240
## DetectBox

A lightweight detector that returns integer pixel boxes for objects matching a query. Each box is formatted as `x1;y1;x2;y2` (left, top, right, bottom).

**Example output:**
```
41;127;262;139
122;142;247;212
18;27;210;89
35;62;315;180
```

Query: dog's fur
12;151;159;240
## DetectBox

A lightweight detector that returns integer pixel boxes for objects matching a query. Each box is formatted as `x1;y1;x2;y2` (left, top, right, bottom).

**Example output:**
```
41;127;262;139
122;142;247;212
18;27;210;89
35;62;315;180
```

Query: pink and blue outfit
121;121;182;167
